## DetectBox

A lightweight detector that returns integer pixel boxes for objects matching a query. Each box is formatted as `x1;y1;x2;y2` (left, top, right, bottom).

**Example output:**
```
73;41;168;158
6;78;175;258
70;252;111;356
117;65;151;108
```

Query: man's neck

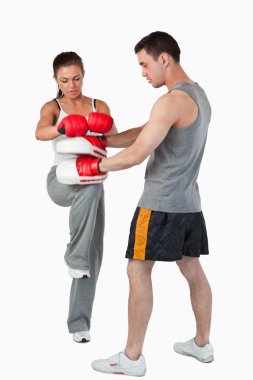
165;65;194;90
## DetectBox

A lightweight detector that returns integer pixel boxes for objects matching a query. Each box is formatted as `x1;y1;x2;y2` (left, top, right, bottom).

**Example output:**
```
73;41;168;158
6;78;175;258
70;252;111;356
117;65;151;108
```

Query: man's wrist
98;158;105;173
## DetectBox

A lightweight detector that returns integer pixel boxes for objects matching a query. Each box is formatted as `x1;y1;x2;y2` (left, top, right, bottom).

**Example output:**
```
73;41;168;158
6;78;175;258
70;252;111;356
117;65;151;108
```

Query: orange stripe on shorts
133;208;152;260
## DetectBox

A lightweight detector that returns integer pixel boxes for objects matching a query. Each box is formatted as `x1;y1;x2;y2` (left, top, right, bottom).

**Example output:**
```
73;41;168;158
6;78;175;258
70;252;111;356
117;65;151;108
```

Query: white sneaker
73;331;91;343
91;351;146;376
173;338;214;363
68;267;90;279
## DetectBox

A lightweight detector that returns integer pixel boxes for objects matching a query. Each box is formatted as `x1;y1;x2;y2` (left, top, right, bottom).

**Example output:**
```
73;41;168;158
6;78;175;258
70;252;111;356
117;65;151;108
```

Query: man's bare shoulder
164;90;190;101
156;90;195;114
154;91;185;111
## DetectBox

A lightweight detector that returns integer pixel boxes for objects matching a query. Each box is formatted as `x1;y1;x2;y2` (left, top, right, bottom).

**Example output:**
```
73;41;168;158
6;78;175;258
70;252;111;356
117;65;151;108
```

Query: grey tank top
138;82;211;213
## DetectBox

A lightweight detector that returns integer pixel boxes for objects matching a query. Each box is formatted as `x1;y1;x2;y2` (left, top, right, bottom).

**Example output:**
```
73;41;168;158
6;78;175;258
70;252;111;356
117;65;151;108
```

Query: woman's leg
67;190;104;333
64;183;103;272
47;166;105;333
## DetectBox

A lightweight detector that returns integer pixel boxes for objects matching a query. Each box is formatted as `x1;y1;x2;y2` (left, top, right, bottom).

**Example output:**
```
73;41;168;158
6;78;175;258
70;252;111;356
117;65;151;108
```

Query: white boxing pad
56;159;108;185
56;137;107;158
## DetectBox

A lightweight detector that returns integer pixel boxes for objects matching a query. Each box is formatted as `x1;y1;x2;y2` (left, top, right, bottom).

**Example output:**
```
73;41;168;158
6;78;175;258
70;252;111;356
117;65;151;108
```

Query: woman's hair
53;51;84;98
134;31;181;63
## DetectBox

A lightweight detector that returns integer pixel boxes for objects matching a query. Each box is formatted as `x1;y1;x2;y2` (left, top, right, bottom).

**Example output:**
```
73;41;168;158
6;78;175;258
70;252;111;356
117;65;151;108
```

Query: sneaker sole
73;338;90;343
70;274;89;279
91;366;146;377
174;349;214;363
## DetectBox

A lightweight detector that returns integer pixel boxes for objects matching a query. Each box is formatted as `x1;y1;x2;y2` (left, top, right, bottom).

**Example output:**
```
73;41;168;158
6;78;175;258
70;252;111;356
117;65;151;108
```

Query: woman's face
55;65;84;98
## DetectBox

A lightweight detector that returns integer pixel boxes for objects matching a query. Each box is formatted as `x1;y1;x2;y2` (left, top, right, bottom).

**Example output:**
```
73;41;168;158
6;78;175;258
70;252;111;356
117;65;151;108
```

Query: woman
35;51;117;343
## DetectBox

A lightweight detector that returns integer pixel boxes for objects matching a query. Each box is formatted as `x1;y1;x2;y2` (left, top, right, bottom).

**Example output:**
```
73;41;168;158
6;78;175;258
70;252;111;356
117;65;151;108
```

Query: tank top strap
170;82;200;104
92;99;97;112
54;97;96;112
54;98;61;111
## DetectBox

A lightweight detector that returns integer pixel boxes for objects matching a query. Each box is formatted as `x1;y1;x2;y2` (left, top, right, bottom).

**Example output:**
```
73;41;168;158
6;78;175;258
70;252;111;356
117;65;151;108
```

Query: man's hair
134;31;181;62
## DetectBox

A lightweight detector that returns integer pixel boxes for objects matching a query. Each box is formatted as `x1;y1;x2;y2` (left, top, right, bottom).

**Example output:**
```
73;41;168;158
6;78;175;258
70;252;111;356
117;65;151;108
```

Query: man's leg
91;258;152;375
176;256;212;346
124;259;155;360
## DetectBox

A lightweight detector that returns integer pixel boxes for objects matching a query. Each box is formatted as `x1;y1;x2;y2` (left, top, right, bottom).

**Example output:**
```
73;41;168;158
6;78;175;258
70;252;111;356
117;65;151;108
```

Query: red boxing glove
57;114;89;137
88;112;113;134
84;135;107;153
56;156;107;185
76;156;105;178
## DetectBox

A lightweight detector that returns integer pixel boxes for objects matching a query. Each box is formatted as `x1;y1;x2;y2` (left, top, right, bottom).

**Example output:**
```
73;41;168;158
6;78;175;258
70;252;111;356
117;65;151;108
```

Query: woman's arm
35;101;61;141
96;99;118;135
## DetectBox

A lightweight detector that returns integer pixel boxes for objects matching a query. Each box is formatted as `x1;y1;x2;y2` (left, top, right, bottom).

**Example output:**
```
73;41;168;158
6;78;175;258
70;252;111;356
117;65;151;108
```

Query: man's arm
106;124;146;148
99;94;181;172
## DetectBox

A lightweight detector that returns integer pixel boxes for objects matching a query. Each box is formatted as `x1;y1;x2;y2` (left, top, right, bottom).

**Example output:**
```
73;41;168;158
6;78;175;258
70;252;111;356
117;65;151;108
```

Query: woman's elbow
35;130;43;140
35;129;47;141
106;125;118;136
35;130;40;140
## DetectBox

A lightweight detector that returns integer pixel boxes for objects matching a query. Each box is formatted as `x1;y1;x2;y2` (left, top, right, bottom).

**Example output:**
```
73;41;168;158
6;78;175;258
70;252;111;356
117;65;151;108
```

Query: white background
1;0;252;378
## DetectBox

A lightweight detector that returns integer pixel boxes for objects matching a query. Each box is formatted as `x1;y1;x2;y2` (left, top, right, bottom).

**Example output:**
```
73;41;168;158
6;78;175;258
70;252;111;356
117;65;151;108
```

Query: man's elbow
130;153;145;166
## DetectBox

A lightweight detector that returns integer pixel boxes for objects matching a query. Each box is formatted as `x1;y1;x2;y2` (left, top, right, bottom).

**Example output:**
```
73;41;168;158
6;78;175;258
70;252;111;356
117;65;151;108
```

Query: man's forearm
99;145;141;172
106;125;145;148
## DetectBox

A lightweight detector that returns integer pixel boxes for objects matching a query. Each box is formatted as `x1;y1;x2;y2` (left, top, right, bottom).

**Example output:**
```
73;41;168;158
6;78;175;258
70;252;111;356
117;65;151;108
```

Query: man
89;31;214;376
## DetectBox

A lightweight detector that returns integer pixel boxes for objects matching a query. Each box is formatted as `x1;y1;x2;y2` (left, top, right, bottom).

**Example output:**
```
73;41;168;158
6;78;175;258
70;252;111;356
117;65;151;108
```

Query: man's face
136;49;165;88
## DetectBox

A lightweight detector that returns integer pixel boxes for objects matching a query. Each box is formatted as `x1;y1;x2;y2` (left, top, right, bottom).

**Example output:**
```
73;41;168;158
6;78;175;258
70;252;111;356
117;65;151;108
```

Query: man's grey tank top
138;82;211;213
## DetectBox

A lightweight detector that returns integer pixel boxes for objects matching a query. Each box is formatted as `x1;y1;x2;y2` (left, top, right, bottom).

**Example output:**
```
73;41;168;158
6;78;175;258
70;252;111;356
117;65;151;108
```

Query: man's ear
159;53;170;67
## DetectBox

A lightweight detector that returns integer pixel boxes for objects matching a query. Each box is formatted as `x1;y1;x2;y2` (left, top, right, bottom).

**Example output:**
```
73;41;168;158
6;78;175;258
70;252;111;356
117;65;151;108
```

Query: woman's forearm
35;125;60;141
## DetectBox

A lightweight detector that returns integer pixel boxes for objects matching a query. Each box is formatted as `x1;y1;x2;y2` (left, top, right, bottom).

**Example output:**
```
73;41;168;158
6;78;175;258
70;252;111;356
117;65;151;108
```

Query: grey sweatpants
46;166;104;333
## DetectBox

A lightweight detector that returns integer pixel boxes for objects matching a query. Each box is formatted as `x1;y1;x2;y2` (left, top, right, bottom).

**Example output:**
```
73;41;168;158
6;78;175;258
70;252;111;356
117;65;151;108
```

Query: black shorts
125;207;209;262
